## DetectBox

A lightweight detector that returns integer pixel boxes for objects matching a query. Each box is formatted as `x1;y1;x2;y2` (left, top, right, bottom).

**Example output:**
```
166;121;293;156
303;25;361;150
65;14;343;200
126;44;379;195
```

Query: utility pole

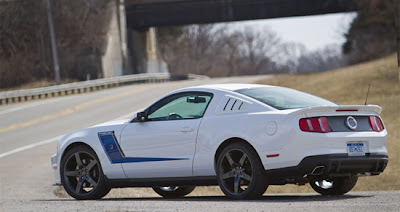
46;0;61;85
394;0;400;82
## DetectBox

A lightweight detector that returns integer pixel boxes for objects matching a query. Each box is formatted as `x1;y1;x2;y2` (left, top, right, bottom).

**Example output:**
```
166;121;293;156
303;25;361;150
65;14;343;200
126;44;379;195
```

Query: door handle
181;127;194;133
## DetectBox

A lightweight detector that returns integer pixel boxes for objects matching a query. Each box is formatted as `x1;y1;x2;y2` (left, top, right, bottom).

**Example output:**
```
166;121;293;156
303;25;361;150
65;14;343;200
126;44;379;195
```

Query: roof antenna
364;84;370;105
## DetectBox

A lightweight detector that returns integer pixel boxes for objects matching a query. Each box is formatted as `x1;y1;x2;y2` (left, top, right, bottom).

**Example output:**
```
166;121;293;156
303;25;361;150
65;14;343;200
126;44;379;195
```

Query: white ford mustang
51;84;388;200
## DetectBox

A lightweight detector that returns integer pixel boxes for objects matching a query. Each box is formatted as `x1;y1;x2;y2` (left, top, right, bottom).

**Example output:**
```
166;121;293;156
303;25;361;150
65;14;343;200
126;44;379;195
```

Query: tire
216;142;268;199
60;145;111;200
152;186;196;198
309;176;358;195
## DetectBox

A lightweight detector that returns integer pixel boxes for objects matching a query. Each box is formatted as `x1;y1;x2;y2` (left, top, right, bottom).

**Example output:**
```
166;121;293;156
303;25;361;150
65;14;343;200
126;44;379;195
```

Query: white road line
0;98;64;116
0;110;139;160
0;135;63;159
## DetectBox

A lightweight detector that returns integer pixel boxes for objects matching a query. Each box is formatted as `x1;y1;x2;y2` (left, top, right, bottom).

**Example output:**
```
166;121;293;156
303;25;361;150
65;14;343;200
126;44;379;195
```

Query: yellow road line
0;87;150;134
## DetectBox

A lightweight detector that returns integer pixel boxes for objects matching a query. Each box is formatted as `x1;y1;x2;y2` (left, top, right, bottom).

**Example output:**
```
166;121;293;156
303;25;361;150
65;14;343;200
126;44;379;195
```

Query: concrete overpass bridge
104;0;357;77
125;0;357;29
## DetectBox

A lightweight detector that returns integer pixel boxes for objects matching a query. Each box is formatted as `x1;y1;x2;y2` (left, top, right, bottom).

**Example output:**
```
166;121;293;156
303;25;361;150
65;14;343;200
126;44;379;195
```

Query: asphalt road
0;76;399;211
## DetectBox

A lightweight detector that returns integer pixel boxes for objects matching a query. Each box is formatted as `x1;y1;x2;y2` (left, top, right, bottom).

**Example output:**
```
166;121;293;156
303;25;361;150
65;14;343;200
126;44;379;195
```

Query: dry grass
257;54;400;193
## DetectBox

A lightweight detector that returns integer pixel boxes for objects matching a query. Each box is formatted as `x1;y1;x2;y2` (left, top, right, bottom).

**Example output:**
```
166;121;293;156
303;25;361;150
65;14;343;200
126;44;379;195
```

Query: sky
228;12;357;51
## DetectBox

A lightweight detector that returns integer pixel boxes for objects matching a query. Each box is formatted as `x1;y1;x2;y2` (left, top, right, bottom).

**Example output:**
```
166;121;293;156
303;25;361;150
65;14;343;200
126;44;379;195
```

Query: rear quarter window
235;87;337;110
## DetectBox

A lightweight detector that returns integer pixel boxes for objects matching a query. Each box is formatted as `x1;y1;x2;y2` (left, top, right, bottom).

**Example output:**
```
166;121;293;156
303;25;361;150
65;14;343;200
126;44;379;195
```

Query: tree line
157;1;397;78
157;25;346;77
158;0;397;77
0;0;397;89
0;0;113;89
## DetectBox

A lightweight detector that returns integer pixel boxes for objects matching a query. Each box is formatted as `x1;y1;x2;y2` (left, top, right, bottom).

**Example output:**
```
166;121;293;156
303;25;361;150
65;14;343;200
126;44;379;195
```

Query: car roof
190;83;275;91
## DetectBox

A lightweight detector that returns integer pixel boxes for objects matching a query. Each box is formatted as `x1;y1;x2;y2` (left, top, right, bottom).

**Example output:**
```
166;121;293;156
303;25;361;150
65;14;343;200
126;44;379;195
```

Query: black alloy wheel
217;142;268;199
61;145;110;200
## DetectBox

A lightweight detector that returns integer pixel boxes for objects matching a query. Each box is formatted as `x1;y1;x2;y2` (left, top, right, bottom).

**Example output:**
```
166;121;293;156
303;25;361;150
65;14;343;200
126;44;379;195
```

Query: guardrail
0;73;209;105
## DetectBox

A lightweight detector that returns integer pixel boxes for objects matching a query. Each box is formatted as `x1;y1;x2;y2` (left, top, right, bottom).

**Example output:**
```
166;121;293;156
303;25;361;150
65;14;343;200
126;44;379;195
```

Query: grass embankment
256;54;399;193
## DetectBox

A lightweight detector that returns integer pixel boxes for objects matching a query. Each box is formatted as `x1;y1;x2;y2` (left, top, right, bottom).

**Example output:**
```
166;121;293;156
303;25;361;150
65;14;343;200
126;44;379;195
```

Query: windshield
235;87;338;110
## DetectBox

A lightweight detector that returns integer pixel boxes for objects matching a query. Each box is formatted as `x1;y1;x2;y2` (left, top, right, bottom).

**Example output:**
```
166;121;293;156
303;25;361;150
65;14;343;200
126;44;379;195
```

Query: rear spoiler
288;105;382;117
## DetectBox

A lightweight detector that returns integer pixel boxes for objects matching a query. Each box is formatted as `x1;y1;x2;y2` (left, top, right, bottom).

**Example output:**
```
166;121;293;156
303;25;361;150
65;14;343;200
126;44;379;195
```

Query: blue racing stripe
98;131;188;164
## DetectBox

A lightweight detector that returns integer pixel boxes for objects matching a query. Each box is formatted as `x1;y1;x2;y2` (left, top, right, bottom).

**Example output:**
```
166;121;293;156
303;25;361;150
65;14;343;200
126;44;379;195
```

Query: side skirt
106;176;218;188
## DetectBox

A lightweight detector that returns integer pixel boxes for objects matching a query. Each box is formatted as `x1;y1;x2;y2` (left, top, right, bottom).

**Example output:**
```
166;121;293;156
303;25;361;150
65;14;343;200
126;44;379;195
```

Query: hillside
257;54;399;193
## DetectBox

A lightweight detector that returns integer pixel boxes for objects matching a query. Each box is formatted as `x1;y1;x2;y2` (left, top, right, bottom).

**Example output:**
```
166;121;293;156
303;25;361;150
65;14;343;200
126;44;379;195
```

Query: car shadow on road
37;194;371;203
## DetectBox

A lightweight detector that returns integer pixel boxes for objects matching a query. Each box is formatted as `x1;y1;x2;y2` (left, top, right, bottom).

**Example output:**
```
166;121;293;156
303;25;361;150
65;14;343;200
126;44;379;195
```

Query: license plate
347;143;365;156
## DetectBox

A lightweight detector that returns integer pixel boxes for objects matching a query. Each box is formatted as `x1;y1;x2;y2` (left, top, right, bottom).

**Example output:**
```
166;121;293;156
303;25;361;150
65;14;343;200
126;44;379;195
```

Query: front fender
55;127;127;183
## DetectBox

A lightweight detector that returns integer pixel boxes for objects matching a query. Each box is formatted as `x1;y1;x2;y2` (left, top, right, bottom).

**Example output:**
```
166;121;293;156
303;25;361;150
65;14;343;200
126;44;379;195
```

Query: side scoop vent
216;95;251;114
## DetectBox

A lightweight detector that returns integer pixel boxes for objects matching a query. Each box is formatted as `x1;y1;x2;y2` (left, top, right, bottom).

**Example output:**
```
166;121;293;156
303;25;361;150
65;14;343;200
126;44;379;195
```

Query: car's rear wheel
309;176;358;195
61;145;110;200
216;142;268;199
152;186;196;198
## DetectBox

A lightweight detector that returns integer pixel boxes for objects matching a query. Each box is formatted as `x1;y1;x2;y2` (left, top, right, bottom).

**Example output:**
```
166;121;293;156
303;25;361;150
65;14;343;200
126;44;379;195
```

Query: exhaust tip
311;166;325;175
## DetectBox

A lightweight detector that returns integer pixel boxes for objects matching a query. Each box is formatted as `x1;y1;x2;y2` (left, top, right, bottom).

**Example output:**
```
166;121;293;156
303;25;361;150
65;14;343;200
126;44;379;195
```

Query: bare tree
297;45;344;73
276;42;307;74
0;0;113;88
217;30;243;76
158;23;346;78
160;24;228;77
236;26;280;75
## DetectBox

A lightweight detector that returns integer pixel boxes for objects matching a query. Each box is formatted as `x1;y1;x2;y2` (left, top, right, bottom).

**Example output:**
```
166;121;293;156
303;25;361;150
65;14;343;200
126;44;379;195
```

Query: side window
147;92;213;121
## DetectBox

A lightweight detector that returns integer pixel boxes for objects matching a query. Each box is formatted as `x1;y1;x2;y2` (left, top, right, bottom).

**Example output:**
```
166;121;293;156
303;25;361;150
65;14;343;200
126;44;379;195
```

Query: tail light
299;117;331;133
369;116;385;132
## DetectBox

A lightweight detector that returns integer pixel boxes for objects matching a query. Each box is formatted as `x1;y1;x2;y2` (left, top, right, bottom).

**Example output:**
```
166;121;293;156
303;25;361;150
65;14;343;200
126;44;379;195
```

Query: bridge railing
0;73;209;105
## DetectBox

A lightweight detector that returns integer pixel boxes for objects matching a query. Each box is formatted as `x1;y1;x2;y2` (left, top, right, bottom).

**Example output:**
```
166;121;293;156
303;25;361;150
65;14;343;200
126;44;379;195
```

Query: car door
119;91;213;178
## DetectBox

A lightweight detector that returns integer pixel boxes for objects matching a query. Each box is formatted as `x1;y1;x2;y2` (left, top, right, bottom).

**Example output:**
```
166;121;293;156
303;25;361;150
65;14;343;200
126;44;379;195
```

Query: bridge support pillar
127;27;168;74
146;28;168;73
101;0;131;78
102;0;168;77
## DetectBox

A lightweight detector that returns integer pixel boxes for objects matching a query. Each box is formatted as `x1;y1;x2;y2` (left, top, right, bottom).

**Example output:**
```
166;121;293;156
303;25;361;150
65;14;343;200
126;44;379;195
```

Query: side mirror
136;112;147;122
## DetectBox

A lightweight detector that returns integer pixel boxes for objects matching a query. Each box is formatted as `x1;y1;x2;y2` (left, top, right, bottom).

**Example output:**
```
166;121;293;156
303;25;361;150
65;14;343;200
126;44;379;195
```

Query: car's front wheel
152;186;196;198
216;142;268;199
60;145;110;200
309;176;358;195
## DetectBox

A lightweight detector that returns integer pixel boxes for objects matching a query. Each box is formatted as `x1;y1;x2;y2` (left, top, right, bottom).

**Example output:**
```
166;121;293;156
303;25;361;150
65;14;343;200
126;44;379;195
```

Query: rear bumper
266;153;388;185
